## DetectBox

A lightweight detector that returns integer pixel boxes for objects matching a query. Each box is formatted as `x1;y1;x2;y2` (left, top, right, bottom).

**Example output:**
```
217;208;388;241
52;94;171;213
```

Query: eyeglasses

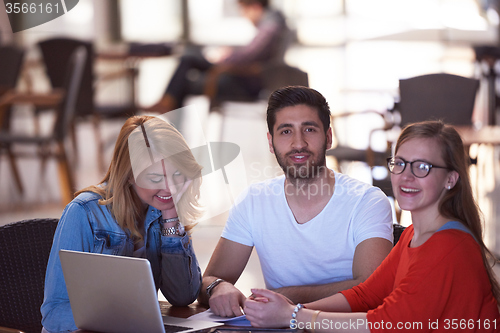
387;157;448;178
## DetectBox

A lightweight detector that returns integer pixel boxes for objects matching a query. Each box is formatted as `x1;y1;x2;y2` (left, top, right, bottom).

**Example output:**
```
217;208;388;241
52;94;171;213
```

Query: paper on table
188;309;252;326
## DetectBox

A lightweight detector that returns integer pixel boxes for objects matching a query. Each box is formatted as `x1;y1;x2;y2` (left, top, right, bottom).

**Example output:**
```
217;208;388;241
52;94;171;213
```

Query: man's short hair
238;0;269;8
266;86;331;135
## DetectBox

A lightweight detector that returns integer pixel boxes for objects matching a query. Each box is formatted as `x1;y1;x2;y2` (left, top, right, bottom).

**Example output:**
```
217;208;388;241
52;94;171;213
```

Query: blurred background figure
146;0;290;112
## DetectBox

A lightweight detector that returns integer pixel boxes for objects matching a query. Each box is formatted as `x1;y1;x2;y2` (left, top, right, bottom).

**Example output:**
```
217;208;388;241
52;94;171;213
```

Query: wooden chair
204;61;309;140
0;45;25;100
0;45;26;194
0;47;87;205
205;61;309;110
38;37;137;172
0;218;59;333
204;25;298;110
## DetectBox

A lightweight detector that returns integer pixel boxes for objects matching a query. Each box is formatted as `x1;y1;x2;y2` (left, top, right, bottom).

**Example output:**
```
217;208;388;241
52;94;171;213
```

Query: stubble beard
273;141;328;185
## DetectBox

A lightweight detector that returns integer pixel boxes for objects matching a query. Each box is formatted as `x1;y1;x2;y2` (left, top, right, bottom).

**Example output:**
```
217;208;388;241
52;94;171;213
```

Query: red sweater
341;225;500;332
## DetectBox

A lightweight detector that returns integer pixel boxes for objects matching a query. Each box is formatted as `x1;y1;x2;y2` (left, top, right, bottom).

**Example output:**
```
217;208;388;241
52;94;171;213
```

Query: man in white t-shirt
199;86;393;317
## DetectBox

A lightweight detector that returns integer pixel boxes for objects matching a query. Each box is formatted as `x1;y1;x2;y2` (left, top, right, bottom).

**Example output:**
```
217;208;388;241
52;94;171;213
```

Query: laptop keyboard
164;323;193;333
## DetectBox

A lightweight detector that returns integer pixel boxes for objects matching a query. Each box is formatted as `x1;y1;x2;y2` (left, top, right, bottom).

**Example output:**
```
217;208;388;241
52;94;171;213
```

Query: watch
161;222;185;236
206;278;225;297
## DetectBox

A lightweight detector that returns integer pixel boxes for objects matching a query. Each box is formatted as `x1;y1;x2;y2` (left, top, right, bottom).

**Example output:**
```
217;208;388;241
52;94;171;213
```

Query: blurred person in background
147;0;290;112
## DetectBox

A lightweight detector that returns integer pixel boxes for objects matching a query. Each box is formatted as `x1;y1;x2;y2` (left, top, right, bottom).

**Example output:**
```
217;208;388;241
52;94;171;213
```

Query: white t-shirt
221;172;393;289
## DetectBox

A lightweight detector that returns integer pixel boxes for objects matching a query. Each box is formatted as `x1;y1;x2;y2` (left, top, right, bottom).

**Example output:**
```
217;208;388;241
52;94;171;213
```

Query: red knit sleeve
341;226;411;312
366;231;498;333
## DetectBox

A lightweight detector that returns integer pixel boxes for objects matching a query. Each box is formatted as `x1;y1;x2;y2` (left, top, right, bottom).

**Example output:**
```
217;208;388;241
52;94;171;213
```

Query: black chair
0;218;59;333
38;38;94;118
397;73;479;127
376;73;480;198
328;73;479;166
327;73;479;182
393;223;406;246
260;62;309;99
0;47;87;205
327;110;393;169
208;62;309;140
206;61;309;110
38;37;137;171
0;45;26;194
204;25;300;110
0;45;25;97
327;73;479;223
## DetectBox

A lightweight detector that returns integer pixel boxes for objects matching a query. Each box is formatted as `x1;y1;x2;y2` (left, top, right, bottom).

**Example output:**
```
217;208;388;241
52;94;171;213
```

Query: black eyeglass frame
386;157;449;178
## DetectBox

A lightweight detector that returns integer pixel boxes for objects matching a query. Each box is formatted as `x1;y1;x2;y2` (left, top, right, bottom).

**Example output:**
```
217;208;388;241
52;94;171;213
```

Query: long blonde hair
395;120;500;302
77;116;203;240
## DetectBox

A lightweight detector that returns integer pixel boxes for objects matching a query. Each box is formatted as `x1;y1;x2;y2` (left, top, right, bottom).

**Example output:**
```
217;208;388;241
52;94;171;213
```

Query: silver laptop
59;249;223;333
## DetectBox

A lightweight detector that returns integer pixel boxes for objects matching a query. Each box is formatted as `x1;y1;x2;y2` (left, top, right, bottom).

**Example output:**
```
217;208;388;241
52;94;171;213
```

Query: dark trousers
165;54;262;108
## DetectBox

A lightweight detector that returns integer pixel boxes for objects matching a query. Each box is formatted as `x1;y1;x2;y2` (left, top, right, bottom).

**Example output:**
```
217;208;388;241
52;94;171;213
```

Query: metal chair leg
6;147;23;194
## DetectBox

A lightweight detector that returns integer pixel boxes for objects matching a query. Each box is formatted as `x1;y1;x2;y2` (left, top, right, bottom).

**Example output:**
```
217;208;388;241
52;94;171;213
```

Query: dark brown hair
266;86;330;136
238;0;269;8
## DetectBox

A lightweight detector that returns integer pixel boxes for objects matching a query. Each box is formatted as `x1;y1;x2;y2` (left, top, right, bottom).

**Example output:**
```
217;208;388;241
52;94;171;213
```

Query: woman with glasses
243;120;500;332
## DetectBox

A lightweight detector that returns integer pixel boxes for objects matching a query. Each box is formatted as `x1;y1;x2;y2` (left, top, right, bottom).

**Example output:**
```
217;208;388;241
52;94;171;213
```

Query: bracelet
206;278;225;298
290;303;303;329
311;310;321;333
161;217;180;224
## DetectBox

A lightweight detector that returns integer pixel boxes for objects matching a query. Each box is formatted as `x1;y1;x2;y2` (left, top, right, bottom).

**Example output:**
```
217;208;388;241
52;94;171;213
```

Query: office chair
0;45;25;98
0;218;59;333
0;47;87;204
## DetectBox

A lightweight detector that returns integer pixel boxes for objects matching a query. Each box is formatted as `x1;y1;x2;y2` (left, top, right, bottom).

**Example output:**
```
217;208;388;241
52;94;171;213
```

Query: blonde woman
42;116;203;333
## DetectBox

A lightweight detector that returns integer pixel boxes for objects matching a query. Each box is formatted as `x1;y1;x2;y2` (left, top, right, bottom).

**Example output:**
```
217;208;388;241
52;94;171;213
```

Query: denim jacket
41;191;202;333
